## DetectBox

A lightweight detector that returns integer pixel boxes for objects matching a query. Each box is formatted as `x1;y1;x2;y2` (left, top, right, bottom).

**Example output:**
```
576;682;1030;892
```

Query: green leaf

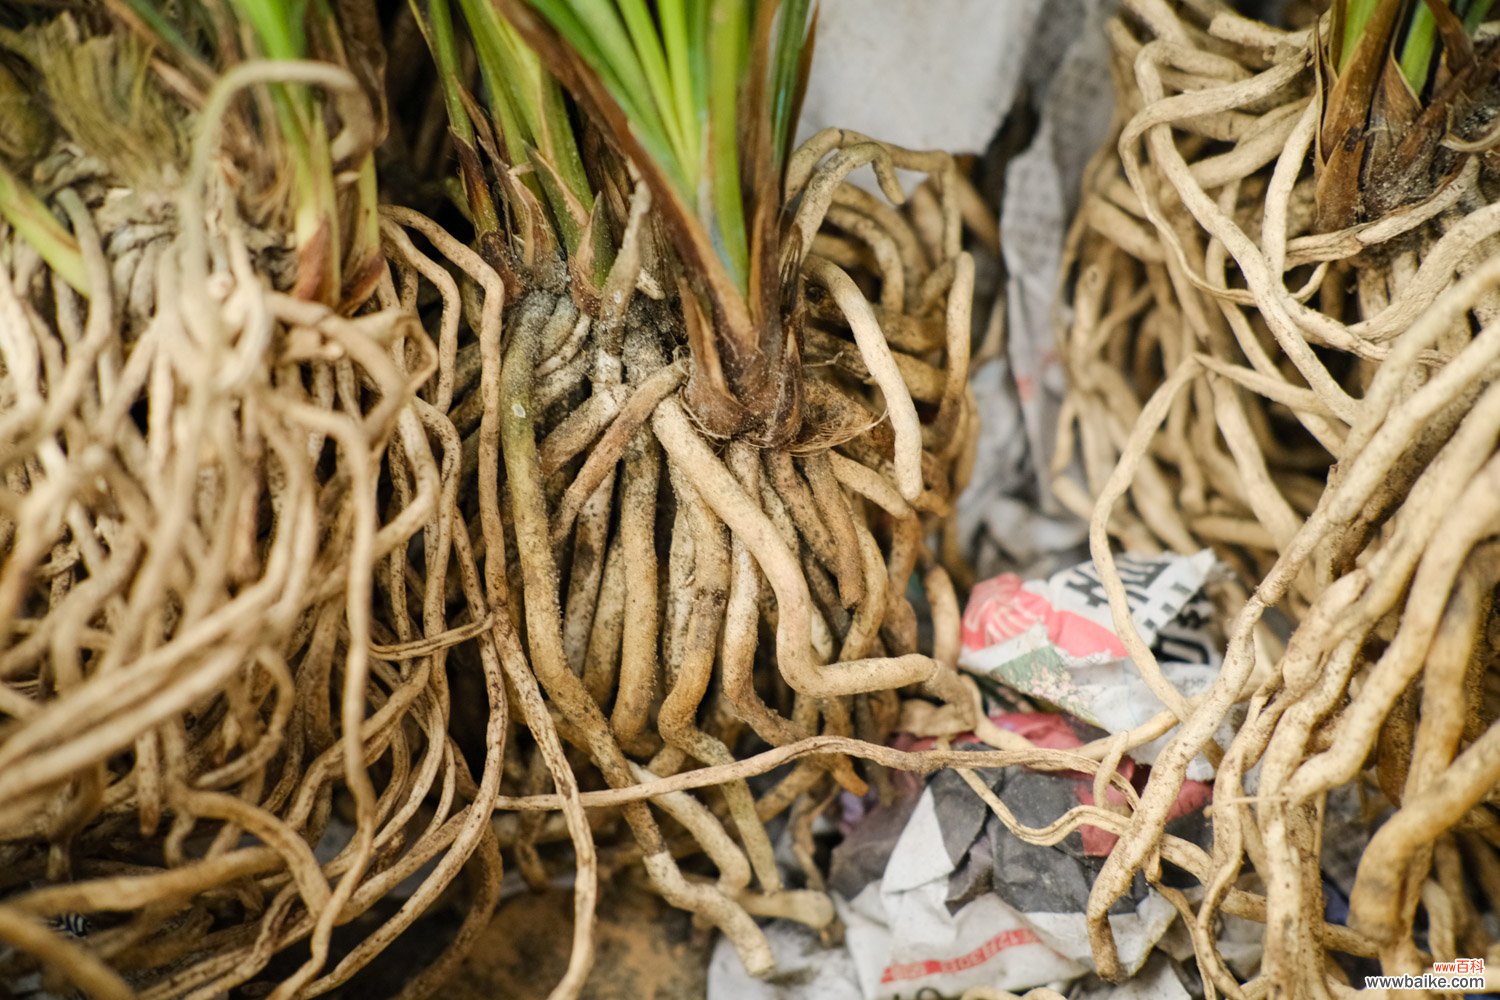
705;0;749;290
230;0;311;60
457;0;533;164
487;1;811;299
658;0;701;187
1339;0;1387;74
531;0;680;184
770;0;811;163
617;0;694;185
1398;1;1441;92
450;0;593;249
1461;0;1496;31
0;159;88;296
411;0;502;235
420;0;477;145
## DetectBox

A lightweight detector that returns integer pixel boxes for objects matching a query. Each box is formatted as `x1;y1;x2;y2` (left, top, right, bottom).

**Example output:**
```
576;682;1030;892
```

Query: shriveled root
1053;0;1500;993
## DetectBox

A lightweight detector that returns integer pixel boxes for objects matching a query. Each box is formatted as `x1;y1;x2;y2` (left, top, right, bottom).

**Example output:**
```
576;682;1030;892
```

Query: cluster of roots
379;127;983;986
0;78;503;996
0;35;985;991
1056;0;1500;993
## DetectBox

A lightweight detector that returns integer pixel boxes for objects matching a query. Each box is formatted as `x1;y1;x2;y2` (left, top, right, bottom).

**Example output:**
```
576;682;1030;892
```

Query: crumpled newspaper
708;715;1211;1000
960;550;1230;781
707;921;863;1000
831;725;1207;998
1001;0;1118;514
955;0;1119;580
706;552;1234;999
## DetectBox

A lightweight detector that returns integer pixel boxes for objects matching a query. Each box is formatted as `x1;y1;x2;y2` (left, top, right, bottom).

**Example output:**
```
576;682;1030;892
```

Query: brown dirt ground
442;876;714;1000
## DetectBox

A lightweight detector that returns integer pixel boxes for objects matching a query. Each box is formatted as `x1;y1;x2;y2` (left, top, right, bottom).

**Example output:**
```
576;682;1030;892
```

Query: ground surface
445;877;712;1000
